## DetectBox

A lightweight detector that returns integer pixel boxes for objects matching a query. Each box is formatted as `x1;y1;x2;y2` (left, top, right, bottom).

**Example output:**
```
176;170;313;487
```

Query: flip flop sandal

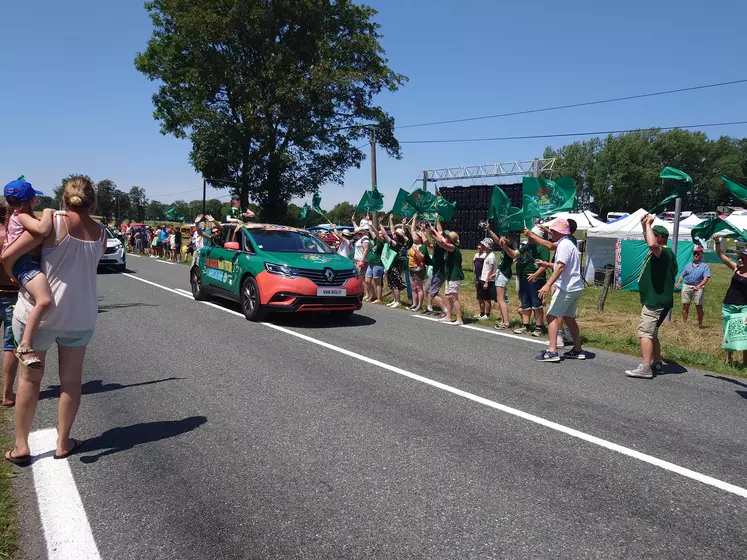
13;347;43;369
5;449;31;466
54;438;81;460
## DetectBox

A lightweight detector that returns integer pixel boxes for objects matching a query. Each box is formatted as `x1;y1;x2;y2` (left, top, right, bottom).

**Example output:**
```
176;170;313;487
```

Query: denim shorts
0;294;18;351
495;272;510;289
12;318;95;352
519;278;545;310
12;255;42;286
365;265;385;279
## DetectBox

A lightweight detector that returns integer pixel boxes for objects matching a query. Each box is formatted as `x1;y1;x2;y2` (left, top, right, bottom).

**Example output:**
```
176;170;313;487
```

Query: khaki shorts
681;284;704;306
637;305;669;339
547;289;582;318
444;280;462;295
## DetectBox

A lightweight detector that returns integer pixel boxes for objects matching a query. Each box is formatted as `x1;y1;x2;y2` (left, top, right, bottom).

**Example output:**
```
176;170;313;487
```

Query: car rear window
249;230;334;254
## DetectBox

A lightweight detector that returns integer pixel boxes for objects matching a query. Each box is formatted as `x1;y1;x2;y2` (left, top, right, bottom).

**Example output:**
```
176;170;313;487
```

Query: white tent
584;208;692;282
545;211;605;231
680;214;703;228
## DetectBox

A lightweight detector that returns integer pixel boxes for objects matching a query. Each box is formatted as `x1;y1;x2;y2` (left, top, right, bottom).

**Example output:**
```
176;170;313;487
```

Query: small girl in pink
1;178;56;368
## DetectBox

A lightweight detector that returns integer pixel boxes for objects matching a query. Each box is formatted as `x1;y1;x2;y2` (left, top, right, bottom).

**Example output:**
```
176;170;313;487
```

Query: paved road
13;254;747;559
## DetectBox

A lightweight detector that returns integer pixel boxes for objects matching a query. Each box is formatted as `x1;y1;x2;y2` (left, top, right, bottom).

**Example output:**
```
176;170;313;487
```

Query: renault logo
324;268;335;282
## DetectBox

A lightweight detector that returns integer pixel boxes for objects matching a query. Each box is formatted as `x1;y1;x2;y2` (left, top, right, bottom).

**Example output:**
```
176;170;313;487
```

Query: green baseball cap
652;225;669;237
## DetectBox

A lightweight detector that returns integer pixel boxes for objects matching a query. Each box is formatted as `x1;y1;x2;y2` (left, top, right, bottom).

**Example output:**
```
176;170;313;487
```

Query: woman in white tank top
5;176;105;465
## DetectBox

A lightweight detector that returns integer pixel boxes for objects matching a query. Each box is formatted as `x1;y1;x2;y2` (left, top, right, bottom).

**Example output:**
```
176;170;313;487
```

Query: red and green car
190;223;363;321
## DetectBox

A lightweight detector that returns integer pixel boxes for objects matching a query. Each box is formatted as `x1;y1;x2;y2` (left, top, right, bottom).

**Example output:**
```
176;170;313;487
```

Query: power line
396;79;747;130
398;120;747;144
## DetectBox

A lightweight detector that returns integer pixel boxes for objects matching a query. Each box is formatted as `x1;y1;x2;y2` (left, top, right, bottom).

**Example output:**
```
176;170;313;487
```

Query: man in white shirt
535;219;585;362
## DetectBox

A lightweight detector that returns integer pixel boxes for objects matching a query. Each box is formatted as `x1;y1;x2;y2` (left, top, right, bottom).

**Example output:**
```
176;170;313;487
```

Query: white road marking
29;429;101;560
123;274;193;299
175;288;193;296
413;314;546;345
122;274;747;499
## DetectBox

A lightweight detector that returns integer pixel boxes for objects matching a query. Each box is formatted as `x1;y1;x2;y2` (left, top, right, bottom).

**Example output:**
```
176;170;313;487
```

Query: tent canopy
680;214;703;228
586;208;691;239
545;211;604;231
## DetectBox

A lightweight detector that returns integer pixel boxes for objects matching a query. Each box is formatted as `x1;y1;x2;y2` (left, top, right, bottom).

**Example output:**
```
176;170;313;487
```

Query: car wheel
191;267;207;301
331;309;355;318
240;277;266;321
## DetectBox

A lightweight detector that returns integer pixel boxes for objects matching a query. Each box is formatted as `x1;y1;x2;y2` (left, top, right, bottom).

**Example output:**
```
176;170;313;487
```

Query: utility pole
422;171;428;192
666;196;683;322
370;127;378;230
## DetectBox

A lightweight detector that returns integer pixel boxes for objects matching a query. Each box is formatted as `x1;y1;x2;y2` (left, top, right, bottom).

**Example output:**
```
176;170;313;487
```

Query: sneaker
363;296;371;302
626;364;654;379
478;314;486;319
387;301;397;308
563;348;586;360
421;309;433;316
532;327;543;337
535;350;560;362
513;325;529;335
411;306;421;312
493;323;508;330
436;311;448;319
651;362;665;374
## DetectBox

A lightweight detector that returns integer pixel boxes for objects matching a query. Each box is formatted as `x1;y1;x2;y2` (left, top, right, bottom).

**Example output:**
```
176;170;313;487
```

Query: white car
99;228;126;272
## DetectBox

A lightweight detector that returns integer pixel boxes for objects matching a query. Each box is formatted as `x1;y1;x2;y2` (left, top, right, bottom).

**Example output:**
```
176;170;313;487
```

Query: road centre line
412;313;547;345
29;429;101;560
122;273;747;499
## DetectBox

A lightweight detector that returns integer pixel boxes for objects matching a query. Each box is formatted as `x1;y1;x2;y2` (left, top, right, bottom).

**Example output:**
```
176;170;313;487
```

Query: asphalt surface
11;254;747;559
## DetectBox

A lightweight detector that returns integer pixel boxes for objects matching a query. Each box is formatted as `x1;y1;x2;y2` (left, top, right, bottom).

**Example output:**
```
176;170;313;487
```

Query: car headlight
265;262;300;278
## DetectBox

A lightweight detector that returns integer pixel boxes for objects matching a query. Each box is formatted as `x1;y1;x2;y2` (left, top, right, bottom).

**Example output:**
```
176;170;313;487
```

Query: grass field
0;410;17;559
454;248;743;377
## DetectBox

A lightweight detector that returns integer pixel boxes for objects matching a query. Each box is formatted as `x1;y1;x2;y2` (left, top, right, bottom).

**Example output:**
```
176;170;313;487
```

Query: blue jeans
519;278;545;310
0;294;18;351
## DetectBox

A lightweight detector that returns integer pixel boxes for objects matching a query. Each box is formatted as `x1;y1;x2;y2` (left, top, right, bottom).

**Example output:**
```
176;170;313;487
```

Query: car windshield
105;228;116;239
249;229;334;254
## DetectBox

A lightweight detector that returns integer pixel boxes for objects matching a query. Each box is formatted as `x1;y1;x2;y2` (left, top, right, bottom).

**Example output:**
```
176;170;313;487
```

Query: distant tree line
543;129;747;219
50;174;359;228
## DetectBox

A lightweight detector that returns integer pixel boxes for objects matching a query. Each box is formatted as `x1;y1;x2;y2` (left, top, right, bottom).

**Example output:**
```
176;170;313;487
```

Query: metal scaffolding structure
418;158;556;188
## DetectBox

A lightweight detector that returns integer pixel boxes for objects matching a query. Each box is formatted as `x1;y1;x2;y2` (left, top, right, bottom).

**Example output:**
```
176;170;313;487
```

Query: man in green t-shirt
364;233;386;304
429;225;464;325
627;217;677;379
226;196;256;223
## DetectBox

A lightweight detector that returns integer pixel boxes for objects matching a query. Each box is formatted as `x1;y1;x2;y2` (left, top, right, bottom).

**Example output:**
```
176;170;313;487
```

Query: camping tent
680;214;703;228
584;208;692;285
544;211;605;231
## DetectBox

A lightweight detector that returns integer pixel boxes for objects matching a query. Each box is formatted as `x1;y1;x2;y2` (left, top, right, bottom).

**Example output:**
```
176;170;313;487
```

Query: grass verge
0;409;18;559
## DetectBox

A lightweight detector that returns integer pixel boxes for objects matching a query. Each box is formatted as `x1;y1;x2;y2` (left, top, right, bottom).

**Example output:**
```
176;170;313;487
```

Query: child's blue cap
4;179;43;201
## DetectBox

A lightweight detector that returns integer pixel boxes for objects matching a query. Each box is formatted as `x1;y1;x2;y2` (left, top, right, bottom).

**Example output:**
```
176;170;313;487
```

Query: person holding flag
422;215;447;317
429;224;464;325
625;216;677;379
713;236;747;367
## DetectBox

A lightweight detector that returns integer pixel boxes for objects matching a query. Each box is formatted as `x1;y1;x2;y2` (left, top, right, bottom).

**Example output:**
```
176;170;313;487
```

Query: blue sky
2;0;746;210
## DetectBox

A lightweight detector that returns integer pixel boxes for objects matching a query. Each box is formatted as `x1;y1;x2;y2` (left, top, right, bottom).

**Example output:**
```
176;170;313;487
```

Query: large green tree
134;0;405;222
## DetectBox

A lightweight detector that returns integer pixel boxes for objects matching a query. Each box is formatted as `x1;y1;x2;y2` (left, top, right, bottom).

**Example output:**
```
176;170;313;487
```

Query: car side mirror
223;242;240;251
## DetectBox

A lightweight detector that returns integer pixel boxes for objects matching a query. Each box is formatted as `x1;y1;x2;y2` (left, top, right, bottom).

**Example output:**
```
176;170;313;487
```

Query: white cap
531;226;543;236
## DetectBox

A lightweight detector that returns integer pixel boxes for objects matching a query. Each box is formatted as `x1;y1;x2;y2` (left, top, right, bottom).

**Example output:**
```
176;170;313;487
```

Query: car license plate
317;288;346;297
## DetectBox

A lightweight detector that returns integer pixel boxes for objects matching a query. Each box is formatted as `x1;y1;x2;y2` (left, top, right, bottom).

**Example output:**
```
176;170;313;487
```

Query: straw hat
446;231;460;245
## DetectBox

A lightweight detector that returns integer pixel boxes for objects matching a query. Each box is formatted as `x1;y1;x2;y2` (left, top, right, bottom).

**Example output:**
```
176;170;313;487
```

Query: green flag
691;217;747;246
406;188;437;218
356;188;385;213
312;191;323;214
522;176;577;221
165;207;176;220
722;175;747;203
432;191;456;222
390;188;417;218
659;166;693;184
300;203;311;226
649;183;688;214
381;243;398;270
489;185;525;235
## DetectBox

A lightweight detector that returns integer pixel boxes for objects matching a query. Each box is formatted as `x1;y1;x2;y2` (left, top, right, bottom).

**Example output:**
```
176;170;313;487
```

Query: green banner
312;191;323;214
381;242;397;270
390;188;417;218
649;183;688;214
659;166;692;184
522;176;576;221
356;188;385;213
489;185;524;235
406;189;437;218
432;191;456;222
722;175;747;204
300;203;311;226
691;216;747;245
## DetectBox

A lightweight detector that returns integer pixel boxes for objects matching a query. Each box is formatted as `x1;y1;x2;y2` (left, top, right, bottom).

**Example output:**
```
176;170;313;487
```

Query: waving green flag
722;175;747;203
489;185;525;235
390;188;417;218
165;207;176;220
522;176;577;221
431;191;456;222
649;183;689;214
406;189;437;218
300;203;311;226
691;217;747;246
659;166;693;184
312;191;323;214
356;187;385;213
